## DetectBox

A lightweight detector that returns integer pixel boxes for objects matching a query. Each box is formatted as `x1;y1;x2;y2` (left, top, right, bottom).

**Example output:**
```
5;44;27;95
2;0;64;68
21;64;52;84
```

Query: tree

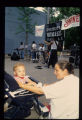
16;7;39;55
43;7;58;24
56;7;80;49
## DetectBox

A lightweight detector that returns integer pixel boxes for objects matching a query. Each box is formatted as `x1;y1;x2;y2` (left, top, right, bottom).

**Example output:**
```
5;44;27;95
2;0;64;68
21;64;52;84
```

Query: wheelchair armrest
28;76;39;84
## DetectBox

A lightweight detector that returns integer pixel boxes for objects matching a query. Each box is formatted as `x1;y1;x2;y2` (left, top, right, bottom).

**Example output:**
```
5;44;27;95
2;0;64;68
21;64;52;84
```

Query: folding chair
4;71;49;119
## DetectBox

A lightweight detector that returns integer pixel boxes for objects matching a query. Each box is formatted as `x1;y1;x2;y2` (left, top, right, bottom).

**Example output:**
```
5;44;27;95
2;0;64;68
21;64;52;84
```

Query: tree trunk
25;31;28;45
25;31;28;58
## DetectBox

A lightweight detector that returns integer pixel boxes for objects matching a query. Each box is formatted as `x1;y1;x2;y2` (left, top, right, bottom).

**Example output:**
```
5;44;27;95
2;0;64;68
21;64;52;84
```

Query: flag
61;14;80;30
35;25;45;37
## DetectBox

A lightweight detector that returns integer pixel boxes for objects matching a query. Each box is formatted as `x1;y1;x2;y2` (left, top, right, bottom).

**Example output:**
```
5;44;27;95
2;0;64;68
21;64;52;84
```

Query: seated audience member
13;62;42;94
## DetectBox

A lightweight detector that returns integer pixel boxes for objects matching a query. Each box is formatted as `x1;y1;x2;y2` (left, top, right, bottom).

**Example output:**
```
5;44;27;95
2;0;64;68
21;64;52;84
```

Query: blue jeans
20;50;24;59
28;50;31;57
32;51;36;60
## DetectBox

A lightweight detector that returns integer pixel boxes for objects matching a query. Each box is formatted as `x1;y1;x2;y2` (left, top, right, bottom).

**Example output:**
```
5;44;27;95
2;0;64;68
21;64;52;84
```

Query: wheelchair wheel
33;102;41;115
38;115;49;119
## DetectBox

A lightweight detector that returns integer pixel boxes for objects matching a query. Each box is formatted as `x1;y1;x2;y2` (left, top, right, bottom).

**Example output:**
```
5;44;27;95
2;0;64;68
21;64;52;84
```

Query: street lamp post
63;30;65;50
47;7;50;24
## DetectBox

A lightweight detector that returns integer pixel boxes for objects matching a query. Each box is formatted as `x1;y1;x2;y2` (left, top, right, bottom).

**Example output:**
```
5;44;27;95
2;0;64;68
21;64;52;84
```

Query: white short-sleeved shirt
42;74;79;119
51;41;58;50
32;43;37;50
38;46;43;51
19;44;24;49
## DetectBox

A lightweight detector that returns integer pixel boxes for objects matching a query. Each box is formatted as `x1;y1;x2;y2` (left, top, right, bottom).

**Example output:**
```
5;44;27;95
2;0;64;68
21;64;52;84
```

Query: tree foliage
16;7;39;45
56;7;80;49
44;7;80;49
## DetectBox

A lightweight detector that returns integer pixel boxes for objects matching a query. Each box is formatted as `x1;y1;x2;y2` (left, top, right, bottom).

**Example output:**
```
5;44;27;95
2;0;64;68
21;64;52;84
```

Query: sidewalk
4;55;79;119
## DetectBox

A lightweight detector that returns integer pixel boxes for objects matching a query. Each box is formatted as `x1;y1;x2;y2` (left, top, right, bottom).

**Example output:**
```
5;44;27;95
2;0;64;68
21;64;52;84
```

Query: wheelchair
4;71;49;119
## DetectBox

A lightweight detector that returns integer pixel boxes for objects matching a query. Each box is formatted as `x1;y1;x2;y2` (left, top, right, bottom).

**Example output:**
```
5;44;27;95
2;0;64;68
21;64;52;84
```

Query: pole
63;30;65;50
47;7;50;24
45;7;50;42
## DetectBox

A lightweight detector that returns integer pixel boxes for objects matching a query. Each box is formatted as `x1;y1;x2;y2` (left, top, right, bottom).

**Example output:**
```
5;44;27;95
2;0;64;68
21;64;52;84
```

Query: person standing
44;38;58;68
19;42;24;59
31;41;37;61
41;44;46;64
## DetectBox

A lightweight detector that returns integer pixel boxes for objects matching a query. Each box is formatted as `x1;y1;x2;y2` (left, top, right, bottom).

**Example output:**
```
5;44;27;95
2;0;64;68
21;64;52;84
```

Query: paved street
4;55;79;119
5;55;79;84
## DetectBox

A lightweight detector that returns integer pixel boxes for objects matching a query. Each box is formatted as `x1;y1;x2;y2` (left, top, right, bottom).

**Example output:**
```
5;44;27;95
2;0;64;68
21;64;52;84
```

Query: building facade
5;7;47;54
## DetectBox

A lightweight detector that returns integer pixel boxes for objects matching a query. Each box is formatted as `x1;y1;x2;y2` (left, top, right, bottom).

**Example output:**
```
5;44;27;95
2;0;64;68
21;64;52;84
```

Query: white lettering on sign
47;30;62;37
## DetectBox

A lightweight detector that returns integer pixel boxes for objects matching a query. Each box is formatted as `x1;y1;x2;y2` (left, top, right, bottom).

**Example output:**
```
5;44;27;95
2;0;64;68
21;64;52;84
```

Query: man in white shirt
31;41;37;61
19;42;24;59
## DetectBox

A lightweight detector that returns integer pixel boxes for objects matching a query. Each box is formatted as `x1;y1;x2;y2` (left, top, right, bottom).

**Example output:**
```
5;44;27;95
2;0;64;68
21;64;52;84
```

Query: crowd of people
18;38;61;68
27;41;46;63
18;40;80;69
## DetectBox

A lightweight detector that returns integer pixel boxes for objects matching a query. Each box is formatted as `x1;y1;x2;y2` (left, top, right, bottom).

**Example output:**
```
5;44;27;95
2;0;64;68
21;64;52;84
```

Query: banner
61;14;80;30
35;25;45;37
45;21;63;41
